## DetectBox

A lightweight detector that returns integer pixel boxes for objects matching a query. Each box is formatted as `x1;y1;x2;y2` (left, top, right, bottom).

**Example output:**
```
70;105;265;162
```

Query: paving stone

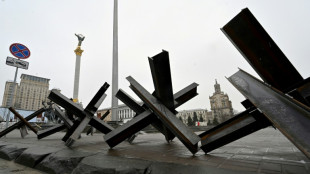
15;146;63;168
260;169;281;174
0;144;28;160
260;162;281;172
282;165;309;174
72;153;151;174
146;161;253;174
35;149;95;174
220;164;257;172
222;159;259;169
0;128;309;174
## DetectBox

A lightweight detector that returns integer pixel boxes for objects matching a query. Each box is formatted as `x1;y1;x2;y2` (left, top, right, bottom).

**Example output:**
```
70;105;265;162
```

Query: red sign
9;43;31;59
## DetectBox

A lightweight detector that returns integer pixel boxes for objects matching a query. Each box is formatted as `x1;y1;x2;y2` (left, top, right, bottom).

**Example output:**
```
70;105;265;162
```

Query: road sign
9;43;31;59
6;56;29;70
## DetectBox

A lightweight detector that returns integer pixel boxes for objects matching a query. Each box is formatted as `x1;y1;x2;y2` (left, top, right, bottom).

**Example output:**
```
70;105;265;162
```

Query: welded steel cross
0;107;45;138
104;50;201;154
37;105;74;140
200;8;310;159
48;82;114;147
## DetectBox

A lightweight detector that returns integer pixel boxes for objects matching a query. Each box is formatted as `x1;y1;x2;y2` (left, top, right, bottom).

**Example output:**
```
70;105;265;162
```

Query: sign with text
6;56;29;70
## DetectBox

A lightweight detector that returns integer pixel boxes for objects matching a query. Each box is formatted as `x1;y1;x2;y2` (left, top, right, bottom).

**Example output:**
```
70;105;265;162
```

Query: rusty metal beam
104;83;198;148
228;69;310;159
54;106;74;128
0;108;45;138
85;83;110;115
200;108;271;153
104;110;156;147
86;110;111;135
9;107;38;134
127;76;200;154
48;83;114;146
37;106;74;140
174;83;199;108
117;89;175;142
37;124;67;140
222;8;303;92
100;110;110;120
148;50;174;110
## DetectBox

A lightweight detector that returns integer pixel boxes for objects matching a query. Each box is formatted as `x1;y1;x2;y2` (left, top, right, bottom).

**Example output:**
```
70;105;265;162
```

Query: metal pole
111;0;119;121
5;66;19;128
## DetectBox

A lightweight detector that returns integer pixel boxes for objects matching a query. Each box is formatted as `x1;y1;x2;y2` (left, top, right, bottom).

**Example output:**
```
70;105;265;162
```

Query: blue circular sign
9;43;31;59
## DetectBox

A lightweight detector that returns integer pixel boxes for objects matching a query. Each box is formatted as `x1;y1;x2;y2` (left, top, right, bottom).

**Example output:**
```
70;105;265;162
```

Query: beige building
177;80;234;126
209;80;234;123
2;74;50;111
2;81;18;108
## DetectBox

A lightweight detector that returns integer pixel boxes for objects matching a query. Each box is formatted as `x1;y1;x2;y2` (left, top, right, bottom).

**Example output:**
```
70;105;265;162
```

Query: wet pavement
0;127;309;173
0;158;45;174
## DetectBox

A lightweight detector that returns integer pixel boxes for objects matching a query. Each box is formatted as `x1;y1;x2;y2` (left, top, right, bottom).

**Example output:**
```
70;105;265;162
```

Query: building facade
2;74;50;111
2;81;18;108
177;80;234;126
209;80;234;123
176;109;211;126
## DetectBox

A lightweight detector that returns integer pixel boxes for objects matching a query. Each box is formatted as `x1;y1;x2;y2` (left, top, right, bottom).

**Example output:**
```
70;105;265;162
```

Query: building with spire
176;80;234;126
209;80;234;123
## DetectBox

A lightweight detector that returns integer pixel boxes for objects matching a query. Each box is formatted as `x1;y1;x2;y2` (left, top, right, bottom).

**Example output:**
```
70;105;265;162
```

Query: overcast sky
1;0;310;112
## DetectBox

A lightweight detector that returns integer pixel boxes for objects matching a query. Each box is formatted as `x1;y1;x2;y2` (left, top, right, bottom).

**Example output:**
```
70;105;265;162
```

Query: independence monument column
73;34;85;103
111;0;118;121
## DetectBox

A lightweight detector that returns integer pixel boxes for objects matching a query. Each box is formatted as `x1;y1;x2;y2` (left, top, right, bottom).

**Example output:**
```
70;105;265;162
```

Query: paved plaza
0;127;309;174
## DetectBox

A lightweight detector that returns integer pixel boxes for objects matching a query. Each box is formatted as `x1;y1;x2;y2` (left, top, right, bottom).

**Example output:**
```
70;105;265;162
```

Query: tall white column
111;0;118;121
73;54;81;101
73;34;85;103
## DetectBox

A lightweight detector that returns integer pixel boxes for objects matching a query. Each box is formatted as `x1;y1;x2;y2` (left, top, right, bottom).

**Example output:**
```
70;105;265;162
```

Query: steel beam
148;50;174;109
104;110;155;147
86;110;110;135
104;83;198;148
48;83;114;146
37;106;73;140
200;108;271;153
104;51;199;153
37;124;67;140
54;106;74;128
64;92;108;146
222;8;303;92
127;76;200;154
116;89;175;142
228;69;310;158
0;108;45;138
9;107;38;134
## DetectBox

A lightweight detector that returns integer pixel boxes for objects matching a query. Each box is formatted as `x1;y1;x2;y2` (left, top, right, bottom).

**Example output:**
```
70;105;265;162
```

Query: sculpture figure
75;33;85;46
